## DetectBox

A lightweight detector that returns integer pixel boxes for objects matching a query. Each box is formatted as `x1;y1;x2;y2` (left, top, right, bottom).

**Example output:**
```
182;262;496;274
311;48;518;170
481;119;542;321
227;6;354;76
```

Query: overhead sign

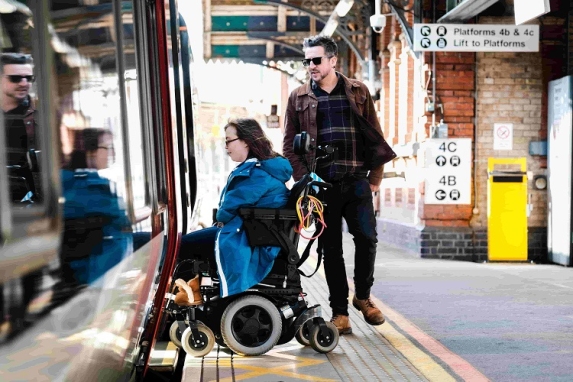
424;138;471;205
493;123;513;150
414;24;539;52
514;0;550;25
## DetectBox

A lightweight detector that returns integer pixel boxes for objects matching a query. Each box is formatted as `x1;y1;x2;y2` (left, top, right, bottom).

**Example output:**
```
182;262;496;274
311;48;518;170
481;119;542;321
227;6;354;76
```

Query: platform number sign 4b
424;139;471;205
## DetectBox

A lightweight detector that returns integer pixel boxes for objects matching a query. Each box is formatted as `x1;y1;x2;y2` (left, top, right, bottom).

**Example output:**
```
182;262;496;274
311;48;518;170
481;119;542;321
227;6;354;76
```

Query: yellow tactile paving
182;236;481;381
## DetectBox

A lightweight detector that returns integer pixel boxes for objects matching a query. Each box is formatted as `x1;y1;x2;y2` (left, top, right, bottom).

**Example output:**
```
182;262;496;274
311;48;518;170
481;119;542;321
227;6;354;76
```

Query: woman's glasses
225;138;240;147
301;56;331;67
5;75;35;84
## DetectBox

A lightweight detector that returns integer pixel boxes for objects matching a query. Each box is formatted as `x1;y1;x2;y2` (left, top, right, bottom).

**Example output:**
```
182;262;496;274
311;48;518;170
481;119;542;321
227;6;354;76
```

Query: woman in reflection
176;118;292;300
60;128;132;286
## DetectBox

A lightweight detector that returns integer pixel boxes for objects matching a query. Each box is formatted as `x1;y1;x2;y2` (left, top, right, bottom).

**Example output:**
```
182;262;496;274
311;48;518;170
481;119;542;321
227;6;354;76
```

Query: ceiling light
321;18;339;37
334;0;354;17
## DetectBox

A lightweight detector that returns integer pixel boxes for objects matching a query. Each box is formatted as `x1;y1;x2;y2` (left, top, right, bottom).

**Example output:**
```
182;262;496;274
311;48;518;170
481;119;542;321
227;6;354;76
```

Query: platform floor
180;240;471;381
179;233;573;382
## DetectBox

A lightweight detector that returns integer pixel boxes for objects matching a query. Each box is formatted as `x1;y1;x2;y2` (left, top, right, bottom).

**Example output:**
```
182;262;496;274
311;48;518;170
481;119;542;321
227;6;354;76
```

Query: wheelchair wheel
169;321;184;348
277;317;296;345
309;321;339;353
181;323;215;357
294;320;311;346
220;295;282;356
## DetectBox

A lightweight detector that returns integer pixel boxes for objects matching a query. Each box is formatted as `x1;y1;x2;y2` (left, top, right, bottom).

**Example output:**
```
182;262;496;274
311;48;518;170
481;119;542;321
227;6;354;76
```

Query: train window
51;1;136;286
120;4;151;227
1;6;41;207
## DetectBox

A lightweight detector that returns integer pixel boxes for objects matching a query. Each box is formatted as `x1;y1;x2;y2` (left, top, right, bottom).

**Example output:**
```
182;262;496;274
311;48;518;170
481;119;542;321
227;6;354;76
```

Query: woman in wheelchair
170;124;340;357
177;118;292;300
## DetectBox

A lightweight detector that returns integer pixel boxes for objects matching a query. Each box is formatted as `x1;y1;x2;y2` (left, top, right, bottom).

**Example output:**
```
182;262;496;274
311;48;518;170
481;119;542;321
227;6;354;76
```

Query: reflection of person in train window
1;53;39;201
60;128;132;286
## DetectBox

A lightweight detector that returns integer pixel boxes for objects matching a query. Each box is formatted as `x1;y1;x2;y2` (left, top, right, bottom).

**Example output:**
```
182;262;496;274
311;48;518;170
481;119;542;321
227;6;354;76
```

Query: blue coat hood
215;156;293;297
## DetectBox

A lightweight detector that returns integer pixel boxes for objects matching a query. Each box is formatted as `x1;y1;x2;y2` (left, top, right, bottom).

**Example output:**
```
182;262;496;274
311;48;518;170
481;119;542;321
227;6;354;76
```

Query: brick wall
373;9;564;261
473;16;555;230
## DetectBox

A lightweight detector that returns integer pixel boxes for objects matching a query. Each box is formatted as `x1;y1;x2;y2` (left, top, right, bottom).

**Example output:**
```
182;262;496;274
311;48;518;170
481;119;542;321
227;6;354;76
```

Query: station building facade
374;0;568;262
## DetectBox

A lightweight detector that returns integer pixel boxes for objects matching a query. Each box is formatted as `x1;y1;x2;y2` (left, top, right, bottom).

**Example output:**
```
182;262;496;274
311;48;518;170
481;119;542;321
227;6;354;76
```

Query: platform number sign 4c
425;138;471;205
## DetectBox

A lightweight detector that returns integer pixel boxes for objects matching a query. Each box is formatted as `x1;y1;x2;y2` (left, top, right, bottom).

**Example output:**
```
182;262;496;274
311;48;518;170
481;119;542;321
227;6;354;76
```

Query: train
0;0;210;380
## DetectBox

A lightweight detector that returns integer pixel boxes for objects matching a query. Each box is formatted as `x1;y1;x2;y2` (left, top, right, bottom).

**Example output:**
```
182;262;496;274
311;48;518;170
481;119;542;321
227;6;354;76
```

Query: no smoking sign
494;123;513;150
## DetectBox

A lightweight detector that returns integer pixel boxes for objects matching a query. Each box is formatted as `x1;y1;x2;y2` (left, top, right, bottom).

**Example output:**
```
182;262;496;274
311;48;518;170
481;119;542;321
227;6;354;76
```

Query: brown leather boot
173;277;203;306
330;314;352;335
173;278;192;306
352;296;385;325
187;275;203;305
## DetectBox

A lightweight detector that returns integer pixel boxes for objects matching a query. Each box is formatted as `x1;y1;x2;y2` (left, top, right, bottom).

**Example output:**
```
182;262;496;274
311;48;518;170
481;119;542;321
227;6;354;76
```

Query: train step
148;341;180;373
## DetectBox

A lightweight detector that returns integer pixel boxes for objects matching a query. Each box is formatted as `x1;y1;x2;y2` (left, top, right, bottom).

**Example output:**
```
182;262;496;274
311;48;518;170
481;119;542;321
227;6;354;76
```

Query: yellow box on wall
487;158;528;261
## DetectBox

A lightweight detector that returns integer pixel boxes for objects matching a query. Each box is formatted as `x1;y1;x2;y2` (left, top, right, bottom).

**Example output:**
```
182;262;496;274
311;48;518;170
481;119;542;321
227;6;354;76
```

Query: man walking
283;35;394;334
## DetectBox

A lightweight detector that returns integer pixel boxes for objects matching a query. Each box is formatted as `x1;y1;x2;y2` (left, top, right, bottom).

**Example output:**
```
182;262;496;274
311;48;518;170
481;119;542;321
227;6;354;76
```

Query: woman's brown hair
68;128;112;170
224;118;279;161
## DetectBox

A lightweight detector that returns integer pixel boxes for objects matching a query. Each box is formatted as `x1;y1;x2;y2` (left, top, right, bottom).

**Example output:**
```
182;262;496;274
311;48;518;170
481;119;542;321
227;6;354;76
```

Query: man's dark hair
224;118;279;161
0;52;33;68
302;35;338;57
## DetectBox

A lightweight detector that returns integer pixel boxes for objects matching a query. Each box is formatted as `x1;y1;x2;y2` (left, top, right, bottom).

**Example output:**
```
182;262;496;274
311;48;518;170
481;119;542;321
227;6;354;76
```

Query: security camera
370;14;386;33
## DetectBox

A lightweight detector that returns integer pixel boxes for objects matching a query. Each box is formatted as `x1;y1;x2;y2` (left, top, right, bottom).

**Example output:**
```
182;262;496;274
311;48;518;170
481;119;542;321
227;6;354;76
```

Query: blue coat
215;156;292;297
61;169;133;285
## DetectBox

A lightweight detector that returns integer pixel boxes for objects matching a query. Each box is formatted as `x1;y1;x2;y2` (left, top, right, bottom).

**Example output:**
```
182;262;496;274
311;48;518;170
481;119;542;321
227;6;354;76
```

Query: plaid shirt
312;75;366;182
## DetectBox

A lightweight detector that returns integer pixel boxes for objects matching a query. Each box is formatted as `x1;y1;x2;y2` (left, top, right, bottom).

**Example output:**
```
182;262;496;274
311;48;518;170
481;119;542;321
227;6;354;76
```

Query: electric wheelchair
164;134;339;357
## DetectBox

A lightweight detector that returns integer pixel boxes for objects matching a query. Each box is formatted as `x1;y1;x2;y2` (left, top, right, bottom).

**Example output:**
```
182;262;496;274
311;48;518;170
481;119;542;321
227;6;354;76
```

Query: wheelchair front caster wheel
294;320;311;346
169;321;184;348
181;323;215;357
309;321;339;353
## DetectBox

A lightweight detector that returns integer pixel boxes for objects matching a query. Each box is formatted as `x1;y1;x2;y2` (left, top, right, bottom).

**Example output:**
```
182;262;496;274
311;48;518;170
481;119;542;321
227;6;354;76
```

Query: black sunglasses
301;56;331;67
5;75;35;83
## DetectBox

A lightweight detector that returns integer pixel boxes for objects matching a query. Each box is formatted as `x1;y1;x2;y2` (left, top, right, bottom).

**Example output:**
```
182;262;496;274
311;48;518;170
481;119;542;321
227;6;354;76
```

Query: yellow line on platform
213;350;336;382
303;249;457;382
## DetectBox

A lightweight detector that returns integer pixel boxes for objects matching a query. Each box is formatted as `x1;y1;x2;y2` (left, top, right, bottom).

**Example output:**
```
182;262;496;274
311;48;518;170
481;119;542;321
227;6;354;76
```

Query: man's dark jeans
318;176;378;316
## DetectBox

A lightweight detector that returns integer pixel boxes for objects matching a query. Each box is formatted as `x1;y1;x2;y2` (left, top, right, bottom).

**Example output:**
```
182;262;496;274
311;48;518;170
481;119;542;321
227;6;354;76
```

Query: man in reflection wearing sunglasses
1;52;39;201
283;35;389;335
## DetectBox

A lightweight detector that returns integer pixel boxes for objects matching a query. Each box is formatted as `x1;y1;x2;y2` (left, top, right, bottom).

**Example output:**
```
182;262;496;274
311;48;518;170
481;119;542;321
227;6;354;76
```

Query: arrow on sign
435;190;446;200
436;155;447;166
421;26;431;36
421;38;431;48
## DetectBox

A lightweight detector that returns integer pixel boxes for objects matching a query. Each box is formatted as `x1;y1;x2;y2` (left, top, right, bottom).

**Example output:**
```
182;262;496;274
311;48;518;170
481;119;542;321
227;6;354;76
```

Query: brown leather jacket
283;72;386;186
